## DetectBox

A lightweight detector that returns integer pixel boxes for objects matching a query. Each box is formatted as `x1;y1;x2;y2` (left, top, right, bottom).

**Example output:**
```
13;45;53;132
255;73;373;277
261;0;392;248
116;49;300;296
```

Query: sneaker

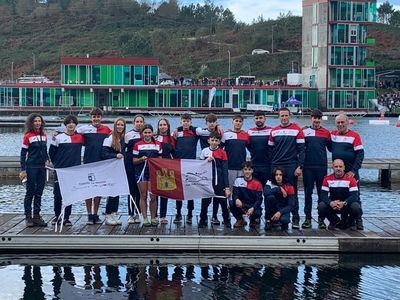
198;219;207;228
173;214;182;224
32;215;47;227
318;219;327;230
63;219;73;226
302;219;312;229
93;215;102;224
128;215;140;224
186;216;193;225
25;216;34;227
105;214;118;226
151;218;159;226
356;218;364;230
292;220;300;229
233;219;245;228
224;219;232;228
86;214;94;225
111;213;122;225
143;219;151;227
265;221;272;231
211;217;220;226
160;217;168;224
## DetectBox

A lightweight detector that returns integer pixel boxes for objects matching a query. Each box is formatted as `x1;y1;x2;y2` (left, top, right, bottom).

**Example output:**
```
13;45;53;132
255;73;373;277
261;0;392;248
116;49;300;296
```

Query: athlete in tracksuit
49;115;84;225
20;113;49;227
268;107;305;229
302;109;331;229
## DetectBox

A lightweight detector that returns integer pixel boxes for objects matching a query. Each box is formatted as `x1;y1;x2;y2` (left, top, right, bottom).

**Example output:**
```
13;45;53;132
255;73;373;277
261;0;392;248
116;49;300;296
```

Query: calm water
1;116;400;299
0;254;399;300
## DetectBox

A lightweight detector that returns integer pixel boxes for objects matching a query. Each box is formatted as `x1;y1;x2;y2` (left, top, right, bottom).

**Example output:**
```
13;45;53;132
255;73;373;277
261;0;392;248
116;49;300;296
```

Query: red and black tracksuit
173;126;199;217
124;129;142;216
318;173;362;223
247;126;272;186
268;123;305;223
199;147;230;224
20;130;49;217
230;177;263;223
49;132;84;220
302;126;331;219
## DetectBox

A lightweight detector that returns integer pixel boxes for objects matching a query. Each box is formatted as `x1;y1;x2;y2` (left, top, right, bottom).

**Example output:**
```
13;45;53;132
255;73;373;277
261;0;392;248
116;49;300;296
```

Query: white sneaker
112;213;122;225
105;214;118;226
128;215;136;224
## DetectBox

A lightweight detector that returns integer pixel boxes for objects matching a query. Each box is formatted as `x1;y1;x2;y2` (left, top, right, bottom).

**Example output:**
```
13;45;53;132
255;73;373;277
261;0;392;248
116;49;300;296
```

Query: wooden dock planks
0;213;399;253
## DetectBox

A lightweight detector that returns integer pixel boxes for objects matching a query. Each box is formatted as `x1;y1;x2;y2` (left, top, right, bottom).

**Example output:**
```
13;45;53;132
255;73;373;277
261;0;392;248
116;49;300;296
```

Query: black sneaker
211;217;220;225
186;216;193;225
292;220;300;229
63;219;73;226
198;219;207;228
302;219;312;229
173;214;182;223
265;221;272;231
93;215;102;224
25;216;34;227
318;218;327;230
356;218;364;230
32;215;47;227
224;220;232;228
86;214;94;225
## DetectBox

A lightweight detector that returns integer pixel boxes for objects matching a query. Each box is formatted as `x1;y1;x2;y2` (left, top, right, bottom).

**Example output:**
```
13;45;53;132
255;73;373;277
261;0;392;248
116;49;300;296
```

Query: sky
181;0;400;24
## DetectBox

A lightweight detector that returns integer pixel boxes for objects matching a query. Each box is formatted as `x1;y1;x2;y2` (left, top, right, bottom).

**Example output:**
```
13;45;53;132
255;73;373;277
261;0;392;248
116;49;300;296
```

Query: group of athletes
19;107;364;231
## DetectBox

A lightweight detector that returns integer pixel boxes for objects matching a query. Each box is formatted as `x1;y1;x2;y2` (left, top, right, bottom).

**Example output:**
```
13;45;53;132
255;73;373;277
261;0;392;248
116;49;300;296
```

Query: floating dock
0;213;399;253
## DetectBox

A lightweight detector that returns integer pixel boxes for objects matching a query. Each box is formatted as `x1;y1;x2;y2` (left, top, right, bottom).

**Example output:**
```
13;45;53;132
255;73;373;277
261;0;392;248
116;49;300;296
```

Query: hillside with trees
0;0;399;81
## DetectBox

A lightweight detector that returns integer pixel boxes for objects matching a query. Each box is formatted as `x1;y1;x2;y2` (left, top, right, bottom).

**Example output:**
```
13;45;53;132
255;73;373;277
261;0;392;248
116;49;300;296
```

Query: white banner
55;159;130;210
181;159;216;200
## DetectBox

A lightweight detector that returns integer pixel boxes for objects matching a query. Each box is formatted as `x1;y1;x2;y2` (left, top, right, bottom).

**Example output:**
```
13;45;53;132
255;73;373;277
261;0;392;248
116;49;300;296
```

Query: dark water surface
0;254;399;300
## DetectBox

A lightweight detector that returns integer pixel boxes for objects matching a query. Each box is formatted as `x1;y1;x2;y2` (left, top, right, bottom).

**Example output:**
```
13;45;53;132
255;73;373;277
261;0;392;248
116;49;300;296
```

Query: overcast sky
181;0;400;23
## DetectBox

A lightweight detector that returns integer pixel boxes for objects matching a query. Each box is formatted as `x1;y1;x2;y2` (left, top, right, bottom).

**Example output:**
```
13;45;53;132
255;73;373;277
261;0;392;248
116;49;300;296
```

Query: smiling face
158;119;169;135
208;136;220;149
142;128;153;142
181;118;192;129
134;117;144;131
115;120;125;134
336;115;348;134
33;117;42;130
65;121;77;133
91;114;102;127
311;117;321;129
242;166;253;180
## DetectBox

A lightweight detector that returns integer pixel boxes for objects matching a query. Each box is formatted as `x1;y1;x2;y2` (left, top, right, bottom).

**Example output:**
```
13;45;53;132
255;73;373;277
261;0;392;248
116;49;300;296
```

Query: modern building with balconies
302;0;377;110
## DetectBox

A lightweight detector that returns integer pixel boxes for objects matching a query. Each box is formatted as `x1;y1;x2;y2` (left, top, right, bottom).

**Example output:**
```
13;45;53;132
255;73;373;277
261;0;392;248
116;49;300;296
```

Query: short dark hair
181;113;192;120
208;131;221;140
278;107;290;115
205;113;217;123
232;114;243;121
241;161;253;169
253;110;265;117
64;115;78;126
90;107;103;116
311;109;323;119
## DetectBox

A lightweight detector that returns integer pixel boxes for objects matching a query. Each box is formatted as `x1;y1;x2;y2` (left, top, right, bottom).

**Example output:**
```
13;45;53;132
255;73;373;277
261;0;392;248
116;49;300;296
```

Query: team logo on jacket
156;168;177;190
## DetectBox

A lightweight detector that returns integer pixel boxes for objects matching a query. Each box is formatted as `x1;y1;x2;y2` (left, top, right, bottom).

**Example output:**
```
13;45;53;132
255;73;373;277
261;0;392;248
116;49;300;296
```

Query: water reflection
0;254;399;299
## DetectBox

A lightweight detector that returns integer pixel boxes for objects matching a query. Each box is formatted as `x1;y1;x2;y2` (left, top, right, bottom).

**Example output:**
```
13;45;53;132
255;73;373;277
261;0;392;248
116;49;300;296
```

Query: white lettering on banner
56;159;130;209
331;135;355;144
271;129;298;137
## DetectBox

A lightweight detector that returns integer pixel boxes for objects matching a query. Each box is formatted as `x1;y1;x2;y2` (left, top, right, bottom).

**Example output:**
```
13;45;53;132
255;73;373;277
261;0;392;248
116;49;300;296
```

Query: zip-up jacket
133;140;162;177
124;129;142;170
77;124;111;163
49;132;84;168
268;123;305;168
200;147;229;189
196;126;220;149
102;135;126;160
303;126;332;169
321;173;359;205
232;177;263;210
221;130;250;170
264;180;295;215
20;130;48;171
173;126;198;159
155;134;175;159
247;126;272;168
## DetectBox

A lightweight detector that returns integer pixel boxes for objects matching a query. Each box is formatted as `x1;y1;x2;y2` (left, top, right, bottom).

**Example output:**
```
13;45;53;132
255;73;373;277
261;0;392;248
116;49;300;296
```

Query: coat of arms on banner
156;168;177;191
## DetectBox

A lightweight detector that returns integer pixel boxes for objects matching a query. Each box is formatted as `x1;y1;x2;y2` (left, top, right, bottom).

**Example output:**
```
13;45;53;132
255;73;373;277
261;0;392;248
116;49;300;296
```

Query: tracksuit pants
264;194;291;225
303;168;327;219
24;167;46;216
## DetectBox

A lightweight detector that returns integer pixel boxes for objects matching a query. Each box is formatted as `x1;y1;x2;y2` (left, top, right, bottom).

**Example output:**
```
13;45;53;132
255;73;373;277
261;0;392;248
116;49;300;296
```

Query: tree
156;0;179;19
378;1;394;24
390;10;400;27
